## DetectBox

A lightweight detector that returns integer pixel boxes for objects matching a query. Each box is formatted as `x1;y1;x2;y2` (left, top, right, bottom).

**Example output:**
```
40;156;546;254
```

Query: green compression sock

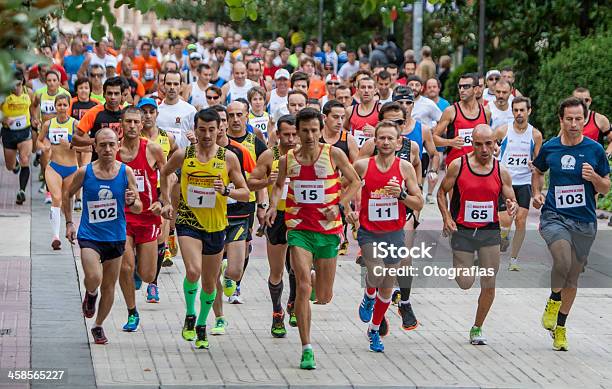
183;277;199;316
197;289;217;326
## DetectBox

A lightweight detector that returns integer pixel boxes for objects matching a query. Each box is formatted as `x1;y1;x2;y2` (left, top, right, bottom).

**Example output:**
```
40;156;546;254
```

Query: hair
287;89;308;103
141;41;152;51
421;45;432;57
195;107;221;127
13;70;25;86
573;86;589;94
247;58;262;69
197;63;211;72
558;96;587;119
322;100;345;115
73;77;90;92
493;79;511;90
377;70;391;81
385;63;398;72
439;55;452;68
45;69;60;81
103;76;128;93
375;120;401;137
357;76;375;88
235;97;250;112
277;114;296;132
296;107;323;131
247;86;266;102
378;101;407;120
53;93;71;105
209;104;227;116
511;96;531;110
291;71;309;88
350;69;373;85
407;75;423;84
121;106;143;120
307;98;320;106
206;85;222;96
164;70;182;84
335;84;351;94
501;66;514;73
459;72;479;86
426;77;442;89
403;59;417;68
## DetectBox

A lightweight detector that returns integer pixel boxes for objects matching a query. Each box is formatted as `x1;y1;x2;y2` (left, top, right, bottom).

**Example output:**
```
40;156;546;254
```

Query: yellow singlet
1;93;31;130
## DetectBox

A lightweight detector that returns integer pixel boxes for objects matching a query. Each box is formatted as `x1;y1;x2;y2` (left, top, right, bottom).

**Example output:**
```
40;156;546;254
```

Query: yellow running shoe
168;233;178;257
552;325;568;351
338;240;349;256
162;248;174;267
541;298;561;331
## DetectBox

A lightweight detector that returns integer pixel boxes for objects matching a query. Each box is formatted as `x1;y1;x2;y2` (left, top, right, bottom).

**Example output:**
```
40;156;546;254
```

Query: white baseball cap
274;68;290;80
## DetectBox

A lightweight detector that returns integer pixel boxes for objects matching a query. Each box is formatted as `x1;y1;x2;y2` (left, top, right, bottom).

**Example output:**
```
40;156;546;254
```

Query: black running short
1;127;31;150
79;239;126;263
450;224;501;253
498;184;532;211
265;210;287;245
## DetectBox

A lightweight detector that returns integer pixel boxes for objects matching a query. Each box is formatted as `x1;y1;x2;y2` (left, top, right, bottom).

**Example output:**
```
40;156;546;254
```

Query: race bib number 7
458;128;473;147
554;185;585;209
187;185;216;208
87;199;118;224
293;180;325;204
368;198;399;221
464;200;494;223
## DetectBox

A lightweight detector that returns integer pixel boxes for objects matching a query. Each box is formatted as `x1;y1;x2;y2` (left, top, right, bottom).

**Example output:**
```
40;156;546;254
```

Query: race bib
135;175;145;192
464;200;494;223
353;130;370;148
49;126;69;144
293;180;325;204
368;198;399;221
187;185;216;208
458;128;473;147
167;127;182;140
41;100;56;115
87;199;118;224
132;70;140;79
554;185;585;209
70;73;78;85
9;115;27;130
144;68;155;81
506;152;529;167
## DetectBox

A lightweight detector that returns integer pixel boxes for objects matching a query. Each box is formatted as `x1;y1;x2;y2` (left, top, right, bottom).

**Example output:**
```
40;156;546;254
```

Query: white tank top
248;111;270;140
489;103;514;129
226;79;254;104
499;121;534;185
267;89;288;118
189;83;208;109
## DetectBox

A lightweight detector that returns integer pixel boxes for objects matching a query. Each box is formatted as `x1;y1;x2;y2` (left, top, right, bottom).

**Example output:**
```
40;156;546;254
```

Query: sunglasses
488;76;500;81
206;94;220;99
458;84;474;90
90;73;104;78
391;119;405;126
327;82;340;86
397;100;414;105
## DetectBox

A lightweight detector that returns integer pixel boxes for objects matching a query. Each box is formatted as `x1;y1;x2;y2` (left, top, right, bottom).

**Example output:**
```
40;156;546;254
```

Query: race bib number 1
87;199;118;224
464;200;494;223
368;198;399;221
554;185;585;209
458;128;473;147
187;185;216;208
293;180;325;204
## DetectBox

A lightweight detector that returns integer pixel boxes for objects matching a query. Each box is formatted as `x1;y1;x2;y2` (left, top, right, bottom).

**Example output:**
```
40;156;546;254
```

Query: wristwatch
398;190;408;201
257;203;269;210
222;186;231;196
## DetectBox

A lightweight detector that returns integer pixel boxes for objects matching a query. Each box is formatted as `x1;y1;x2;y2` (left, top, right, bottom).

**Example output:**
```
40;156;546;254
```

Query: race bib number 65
87;199;118;224
293;180;325;204
464;200;494;223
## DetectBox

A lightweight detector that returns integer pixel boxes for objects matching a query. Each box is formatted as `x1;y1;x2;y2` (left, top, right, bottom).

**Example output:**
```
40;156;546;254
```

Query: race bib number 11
368;198;399;221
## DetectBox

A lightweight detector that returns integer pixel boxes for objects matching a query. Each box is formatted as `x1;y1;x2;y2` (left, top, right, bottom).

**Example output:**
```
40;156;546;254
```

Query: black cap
392;86;414;102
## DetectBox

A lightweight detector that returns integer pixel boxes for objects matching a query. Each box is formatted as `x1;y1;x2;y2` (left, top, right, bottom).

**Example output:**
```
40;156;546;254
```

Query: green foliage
442;56;477;103
164;0;230;26
597;186;612;211
534;33;612;139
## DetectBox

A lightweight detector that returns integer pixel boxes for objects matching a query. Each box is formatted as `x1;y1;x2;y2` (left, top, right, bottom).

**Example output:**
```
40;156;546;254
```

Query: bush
442;55;478;103
533;33;612;139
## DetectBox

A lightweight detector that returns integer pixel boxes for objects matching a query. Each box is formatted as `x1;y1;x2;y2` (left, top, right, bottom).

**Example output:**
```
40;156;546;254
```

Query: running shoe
211;317;228;336
195;325;209;349
91;327;108;345
338;240;349;256
368;329;384;352
73;199;82;212
134;272;142;290
271;311;287;338
12;163;20;174
122;313;140;332
300;348;316;370
15;190;26;205
146;284;159;303
398;302;418;330
469;326;487;345
391;289;401;306
229;286;242;304
33;153;40;167
182;315;197;341
82;291;98;318
541;298;561;331
38;182;46;194
51;237;61;250
508;257;520;271
379;315;389;338
44;191;52;204
223;277;237;297
38;171;44;182
162;248;174;267
552;325;568;351
168;232;178;257
358;294;375;323
500;236;511;253
287;302;297;327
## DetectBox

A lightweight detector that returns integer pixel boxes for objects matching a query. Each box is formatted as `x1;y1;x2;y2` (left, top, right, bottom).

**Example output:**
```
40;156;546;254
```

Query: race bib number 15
293;180;325;204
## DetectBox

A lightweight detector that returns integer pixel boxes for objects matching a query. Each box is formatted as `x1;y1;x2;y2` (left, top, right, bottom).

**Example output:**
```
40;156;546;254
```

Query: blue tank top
78;163;128;242
404;121;423;158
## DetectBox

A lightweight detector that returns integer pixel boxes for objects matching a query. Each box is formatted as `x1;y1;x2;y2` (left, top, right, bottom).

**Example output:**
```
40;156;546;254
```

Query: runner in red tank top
115;107;167;332
265;108;361;370
433;73;491;166
572;87;611;153
353;120;422;353
345;77;379;148
437;124;517;346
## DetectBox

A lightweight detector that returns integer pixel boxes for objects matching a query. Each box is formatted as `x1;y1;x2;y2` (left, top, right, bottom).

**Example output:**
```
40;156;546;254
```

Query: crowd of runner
1;31;611;370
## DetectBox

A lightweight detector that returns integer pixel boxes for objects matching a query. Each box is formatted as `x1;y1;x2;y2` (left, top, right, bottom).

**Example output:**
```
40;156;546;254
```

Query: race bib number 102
87;199;118;224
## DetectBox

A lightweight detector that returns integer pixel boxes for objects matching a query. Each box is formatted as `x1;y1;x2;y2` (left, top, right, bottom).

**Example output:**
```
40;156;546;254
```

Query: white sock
302;344;312;351
50;206;61;238
369;323;380;331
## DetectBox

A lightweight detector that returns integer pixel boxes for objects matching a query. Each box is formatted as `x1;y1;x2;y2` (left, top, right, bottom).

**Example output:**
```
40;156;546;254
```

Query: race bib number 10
187;185;216;208
87;199;118;224
554;185;585;209
464;200;494;223
293;180;325;204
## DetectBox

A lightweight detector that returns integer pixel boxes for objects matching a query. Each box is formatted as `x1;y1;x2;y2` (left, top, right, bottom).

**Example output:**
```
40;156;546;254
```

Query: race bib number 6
187;185;216;208
368;198;399;221
87;199;118;224
554;184;585;209
464;200;494;223
458;128;473;147
9;115;27;130
293;180;325;204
